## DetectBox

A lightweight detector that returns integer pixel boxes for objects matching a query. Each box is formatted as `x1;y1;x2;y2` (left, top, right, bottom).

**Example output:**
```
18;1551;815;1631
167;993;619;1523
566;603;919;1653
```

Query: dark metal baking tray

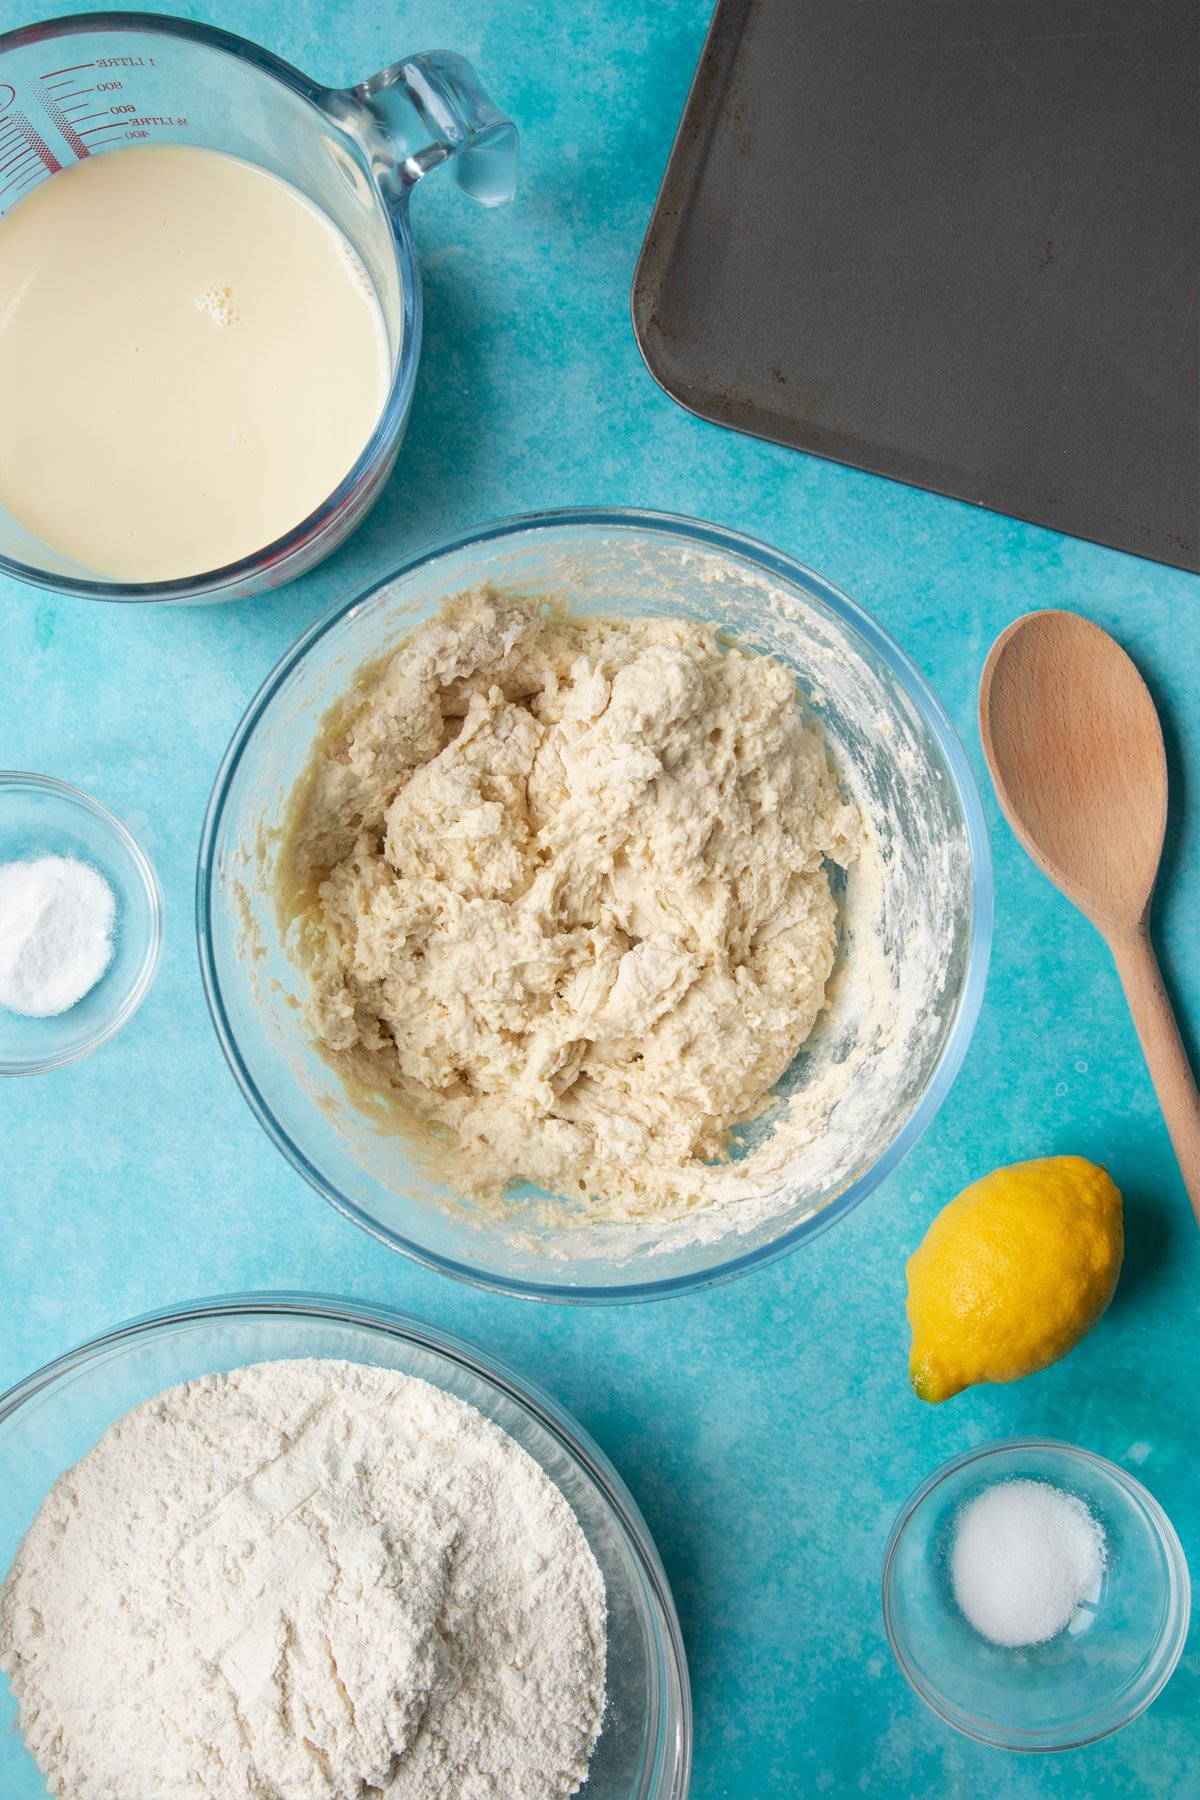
633;0;1199;572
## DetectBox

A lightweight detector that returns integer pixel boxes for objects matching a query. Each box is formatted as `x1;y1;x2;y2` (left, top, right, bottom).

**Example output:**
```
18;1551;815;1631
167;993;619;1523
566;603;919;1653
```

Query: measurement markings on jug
0;108;61;200
37;67;174;153
37;73;92;162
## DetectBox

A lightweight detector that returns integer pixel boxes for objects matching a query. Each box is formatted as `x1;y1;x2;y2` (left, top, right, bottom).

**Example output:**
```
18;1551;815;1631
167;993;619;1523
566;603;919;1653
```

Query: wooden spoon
979;608;1200;1221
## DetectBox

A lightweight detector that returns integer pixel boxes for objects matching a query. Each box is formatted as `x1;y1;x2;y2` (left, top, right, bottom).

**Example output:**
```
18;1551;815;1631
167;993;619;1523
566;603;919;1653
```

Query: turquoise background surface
1;2;1197;1794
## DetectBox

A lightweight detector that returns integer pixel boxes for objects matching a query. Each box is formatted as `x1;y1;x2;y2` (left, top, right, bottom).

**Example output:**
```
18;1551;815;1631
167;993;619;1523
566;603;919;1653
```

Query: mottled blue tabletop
1;3;1198;1795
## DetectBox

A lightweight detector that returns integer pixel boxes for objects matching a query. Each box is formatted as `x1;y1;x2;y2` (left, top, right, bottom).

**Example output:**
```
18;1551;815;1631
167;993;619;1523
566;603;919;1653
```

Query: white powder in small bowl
0;854;116;1017
951;1478;1108;1648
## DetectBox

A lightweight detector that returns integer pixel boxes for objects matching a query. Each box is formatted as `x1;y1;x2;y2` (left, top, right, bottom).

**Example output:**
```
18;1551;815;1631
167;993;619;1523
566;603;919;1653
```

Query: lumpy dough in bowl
279;591;861;1220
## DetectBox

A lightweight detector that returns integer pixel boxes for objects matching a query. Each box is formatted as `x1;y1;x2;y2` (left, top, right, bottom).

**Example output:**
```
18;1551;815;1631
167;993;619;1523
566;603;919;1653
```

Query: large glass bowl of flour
199;510;992;1299
0;1294;691;1800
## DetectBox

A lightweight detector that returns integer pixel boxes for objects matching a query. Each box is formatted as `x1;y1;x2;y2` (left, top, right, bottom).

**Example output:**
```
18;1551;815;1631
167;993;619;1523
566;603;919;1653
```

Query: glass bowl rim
881;1435;1192;1753
0;1289;693;1799
196;505;994;1303
0;9;422;606
0;770;163;1075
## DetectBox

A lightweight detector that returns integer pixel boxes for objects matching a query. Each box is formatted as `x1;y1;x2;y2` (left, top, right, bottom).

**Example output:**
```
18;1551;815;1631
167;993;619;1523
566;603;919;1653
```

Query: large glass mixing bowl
0;1294;691;1800
198;510;992;1299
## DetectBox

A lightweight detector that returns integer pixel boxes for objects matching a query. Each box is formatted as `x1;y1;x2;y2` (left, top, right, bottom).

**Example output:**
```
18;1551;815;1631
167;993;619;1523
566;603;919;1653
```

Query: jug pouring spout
344;51;517;207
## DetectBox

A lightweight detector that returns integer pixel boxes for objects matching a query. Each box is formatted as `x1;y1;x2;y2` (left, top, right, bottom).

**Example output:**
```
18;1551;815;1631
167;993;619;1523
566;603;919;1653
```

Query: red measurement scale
0;78;60;202
0;57;181;207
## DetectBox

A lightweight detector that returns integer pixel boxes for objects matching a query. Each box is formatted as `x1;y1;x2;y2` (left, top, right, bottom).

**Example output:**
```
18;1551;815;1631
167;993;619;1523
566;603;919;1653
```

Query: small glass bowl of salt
882;1438;1190;1751
0;773;162;1075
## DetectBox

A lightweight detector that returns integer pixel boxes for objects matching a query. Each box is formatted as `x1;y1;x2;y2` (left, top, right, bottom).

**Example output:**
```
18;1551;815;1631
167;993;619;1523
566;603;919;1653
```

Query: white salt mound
0;854;116;1017
951;1477;1107;1648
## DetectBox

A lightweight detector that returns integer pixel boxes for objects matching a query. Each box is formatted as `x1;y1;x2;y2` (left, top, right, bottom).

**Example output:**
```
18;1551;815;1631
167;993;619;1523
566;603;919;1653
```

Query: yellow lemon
906;1156;1123;1403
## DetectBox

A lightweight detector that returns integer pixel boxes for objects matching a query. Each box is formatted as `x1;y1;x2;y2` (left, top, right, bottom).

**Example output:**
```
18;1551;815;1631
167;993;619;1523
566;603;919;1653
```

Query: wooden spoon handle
1109;928;1200;1223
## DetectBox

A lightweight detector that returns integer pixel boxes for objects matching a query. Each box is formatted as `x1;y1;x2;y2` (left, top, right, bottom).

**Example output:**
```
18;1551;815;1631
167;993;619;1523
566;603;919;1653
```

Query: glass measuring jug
0;12;517;604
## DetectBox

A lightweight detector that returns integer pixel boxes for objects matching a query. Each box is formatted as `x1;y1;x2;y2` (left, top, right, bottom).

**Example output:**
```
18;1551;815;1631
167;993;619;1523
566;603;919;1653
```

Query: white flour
0;1359;606;1800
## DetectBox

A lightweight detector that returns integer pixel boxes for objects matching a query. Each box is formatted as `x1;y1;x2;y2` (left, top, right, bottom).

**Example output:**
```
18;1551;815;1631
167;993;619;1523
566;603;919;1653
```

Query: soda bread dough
280;592;860;1218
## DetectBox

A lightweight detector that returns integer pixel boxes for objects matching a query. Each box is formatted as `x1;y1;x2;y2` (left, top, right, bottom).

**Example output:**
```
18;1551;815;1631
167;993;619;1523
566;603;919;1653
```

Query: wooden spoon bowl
980;609;1199;1219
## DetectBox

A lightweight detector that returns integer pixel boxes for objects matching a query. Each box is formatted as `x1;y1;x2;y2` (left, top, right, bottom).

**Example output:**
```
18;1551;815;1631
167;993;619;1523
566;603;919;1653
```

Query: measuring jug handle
347;51;518;206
